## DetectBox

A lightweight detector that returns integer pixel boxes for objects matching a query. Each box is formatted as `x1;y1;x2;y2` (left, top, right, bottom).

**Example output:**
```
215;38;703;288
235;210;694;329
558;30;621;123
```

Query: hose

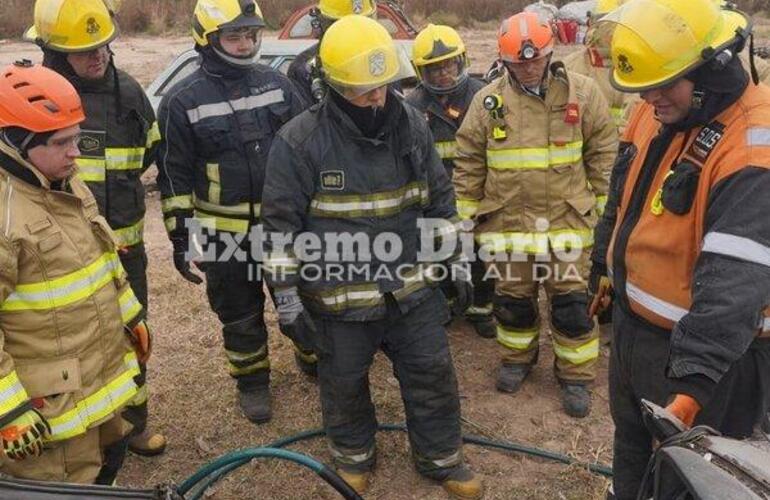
177;423;613;499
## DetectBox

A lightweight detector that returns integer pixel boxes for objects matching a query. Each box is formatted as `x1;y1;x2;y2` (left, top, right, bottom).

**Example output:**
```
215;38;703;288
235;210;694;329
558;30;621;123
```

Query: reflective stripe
702;231;770;268
466;303;493;316
496;325;539;350
610;107;625;126
435;140;458;159
112;219;144;248
262;254;300;275
193;196;260;217
392;264;443;300
76;158;107;182
206;163;220;205
310;182;428;218
311;285;383;312
186;89;285;124
48;352;140;441
0;371;29;416
164;217;177;233
194;211;250;234
161;195;193;213
553;338;600;365
329;444;375;464
226;346;270;376
596;195;608;217
487;141;583;170
126;383;148;407
747;127;770;146
2;253;121;311
104;147;145;171
626;280;688;324
118;288;142;325
145;121;161;149
456;199;480;220
430;450;462;468
478;229;593;254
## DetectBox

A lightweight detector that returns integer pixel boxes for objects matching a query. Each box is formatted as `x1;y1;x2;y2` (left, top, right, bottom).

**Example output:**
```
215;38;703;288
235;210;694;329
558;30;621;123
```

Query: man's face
423;57;461;90
640;78;695;124
67;46;110;80
218;28;261;58
505;56;550;89
346;85;388;108
26;125;81;181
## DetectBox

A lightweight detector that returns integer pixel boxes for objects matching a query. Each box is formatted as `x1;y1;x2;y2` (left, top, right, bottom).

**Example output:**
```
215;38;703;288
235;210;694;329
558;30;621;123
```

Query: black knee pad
223;314;267;352
493;295;538;329
551;291;593;338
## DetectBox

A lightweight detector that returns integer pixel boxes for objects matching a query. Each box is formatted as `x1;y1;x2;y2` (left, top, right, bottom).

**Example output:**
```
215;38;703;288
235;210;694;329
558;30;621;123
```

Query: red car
277;1;419;40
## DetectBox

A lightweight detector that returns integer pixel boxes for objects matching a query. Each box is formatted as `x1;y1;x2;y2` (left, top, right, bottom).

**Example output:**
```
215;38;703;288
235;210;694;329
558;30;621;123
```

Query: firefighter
561;0;640;132
454;12;617;418
591;0;770;498
261;15;483;499
405;25;495;338
24;0;165;456
0;62;148;484
156;0;308;424
287;0;377;103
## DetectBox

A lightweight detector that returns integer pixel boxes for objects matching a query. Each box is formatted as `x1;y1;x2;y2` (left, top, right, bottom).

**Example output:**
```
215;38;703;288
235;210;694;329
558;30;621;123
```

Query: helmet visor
417;55;469;93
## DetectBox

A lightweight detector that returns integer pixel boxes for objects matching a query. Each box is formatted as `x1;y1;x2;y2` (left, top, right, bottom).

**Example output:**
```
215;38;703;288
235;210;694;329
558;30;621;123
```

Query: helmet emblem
86;17;101;35
617;54;634;74
368;50;387;76
352;0;364;14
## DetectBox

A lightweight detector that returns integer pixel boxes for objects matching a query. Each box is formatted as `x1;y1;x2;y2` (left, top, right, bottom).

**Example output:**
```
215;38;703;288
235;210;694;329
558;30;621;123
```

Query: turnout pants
609;304;770;500
315;290;464;479
490;251;598;383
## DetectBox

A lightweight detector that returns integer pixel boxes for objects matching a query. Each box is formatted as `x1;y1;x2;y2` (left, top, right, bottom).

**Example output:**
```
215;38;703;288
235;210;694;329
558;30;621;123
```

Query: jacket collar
0;140;62;190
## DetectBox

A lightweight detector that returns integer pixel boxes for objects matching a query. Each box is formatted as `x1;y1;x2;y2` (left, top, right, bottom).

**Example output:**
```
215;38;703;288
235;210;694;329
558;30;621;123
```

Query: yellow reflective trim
496;325;539;350
595;195;608;217
310;181;429;218
553;338;600;365
435;140;458;160
228;358;270;376
487;141;583;170
456;199;480;220
118;288;142;325
164;217;177;233
113;219;144;248
47;352;139;441
104;147;144;171
0;371;29;416
207;163;220;204
477;229;593;254
194;211;249;234
610;107;625;126
146;121;161;148
76;158;107;182
161;195;193;213
193;196;260;217
126;384;148;407
1;253;121;311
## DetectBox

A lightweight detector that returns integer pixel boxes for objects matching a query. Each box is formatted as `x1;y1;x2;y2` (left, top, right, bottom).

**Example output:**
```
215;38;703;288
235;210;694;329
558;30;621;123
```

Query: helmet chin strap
212;45;261;68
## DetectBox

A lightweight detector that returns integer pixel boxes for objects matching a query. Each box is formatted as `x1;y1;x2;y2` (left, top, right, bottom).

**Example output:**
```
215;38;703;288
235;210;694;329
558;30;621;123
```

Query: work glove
450;260;474;316
274;287;316;350
171;236;203;285
665;394;701;428
587;262;612;318
1;408;50;461
126;319;152;364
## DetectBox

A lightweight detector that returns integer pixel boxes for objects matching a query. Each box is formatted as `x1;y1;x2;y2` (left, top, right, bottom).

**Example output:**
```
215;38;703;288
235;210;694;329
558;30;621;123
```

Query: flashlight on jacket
483;94;503;111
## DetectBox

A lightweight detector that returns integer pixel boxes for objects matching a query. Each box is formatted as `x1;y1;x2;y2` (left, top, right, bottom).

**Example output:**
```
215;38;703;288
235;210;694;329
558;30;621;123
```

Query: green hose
177;423;612;498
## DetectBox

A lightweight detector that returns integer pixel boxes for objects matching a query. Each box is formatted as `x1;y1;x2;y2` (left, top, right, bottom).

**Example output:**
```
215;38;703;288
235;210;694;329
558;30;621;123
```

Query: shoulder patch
687;121;725;163
320;170;344;190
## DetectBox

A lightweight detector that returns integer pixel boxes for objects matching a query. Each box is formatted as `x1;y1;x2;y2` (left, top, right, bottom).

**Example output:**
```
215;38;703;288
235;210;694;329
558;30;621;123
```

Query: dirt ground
0;32;614;499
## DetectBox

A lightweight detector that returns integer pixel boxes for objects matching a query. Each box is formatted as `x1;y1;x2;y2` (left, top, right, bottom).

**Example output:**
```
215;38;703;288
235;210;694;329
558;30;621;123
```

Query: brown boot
442;465;484;500
336;468;371;495
127;429;167;457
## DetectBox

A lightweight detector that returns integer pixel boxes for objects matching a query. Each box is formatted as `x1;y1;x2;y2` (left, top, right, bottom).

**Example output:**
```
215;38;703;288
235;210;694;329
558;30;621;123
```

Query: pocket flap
566;194;597;216
16;358;82;398
37;232;63;253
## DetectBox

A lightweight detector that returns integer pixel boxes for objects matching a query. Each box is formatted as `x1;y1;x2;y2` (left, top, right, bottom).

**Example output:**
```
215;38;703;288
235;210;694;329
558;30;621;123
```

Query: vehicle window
378;17;399;35
277;58;293;74
156;57;199;97
289;14;314;38
258;55;278;67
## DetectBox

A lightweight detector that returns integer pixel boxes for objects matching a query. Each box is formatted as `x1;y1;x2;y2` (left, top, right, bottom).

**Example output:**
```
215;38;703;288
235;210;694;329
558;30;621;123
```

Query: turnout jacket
0;142;142;443
286;42;319;105
157;51;306;237
405;78;485;177
261;92;461;321
595;78;770;406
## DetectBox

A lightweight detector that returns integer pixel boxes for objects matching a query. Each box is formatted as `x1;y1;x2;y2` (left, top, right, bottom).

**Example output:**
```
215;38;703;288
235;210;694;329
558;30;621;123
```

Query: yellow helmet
412;24;469;94
599;0;750;91
24;0;118;53
320;15;410;98
594;0;622;17
318;0;376;20
192;0;265;47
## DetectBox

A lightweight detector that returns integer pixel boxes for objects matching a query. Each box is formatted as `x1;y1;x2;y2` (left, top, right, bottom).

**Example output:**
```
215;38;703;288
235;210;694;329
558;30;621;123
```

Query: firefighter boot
470;317;496;339
238;386;272;424
442;465;484;500
336;468;371;495
294;350;318;378
127;429;167;457
496;363;531;394
561;383;591;418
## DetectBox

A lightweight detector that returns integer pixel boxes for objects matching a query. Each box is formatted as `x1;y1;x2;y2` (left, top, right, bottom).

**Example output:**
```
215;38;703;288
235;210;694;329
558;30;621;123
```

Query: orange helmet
0;61;84;133
498;12;555;63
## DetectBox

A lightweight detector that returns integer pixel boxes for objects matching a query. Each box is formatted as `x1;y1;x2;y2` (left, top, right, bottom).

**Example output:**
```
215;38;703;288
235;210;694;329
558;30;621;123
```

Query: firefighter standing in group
590;0;770;497
25;0;165;457
406;24;495;338
454;12;617;418
261;15;483;499
0;62;149;484
156;0;308;424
